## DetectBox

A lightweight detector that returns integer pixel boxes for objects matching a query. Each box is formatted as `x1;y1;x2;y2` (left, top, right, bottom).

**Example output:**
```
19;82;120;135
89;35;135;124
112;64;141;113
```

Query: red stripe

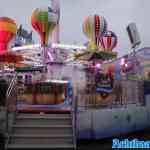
95;15;100;43
0;17;16;24
100;38;105;50
107;36;112;50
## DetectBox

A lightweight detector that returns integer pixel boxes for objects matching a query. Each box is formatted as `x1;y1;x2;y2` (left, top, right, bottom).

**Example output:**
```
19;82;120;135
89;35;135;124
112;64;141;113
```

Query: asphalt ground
77;127;150;150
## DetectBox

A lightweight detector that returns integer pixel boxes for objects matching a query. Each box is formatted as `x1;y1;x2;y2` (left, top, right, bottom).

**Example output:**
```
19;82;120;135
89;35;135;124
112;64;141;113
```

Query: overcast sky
0;0;150;56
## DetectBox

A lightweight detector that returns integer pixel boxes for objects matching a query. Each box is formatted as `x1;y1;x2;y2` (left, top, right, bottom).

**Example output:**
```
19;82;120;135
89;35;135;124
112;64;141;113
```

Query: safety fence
75;80;145;109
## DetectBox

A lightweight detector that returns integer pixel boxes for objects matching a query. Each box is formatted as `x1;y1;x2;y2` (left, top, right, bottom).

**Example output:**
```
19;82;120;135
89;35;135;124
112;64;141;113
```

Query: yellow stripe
0;22;17;34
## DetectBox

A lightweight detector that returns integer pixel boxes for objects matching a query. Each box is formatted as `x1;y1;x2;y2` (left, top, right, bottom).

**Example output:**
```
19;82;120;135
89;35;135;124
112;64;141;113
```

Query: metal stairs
6;112;76;149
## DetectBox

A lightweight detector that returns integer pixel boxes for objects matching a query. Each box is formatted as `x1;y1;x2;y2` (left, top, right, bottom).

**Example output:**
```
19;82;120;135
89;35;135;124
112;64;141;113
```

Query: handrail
71;83;78;149
5;74;18;141
6;74;17;98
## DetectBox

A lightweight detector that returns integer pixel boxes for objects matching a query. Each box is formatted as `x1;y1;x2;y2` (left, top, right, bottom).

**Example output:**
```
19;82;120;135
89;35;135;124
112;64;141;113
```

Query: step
10;134;73;138
7;144;74;149
15;114;72;126
9;136;73;145
12;125;72;135
13;124;72;128
17;113;71;119
15;118;71;126
16;113;72;125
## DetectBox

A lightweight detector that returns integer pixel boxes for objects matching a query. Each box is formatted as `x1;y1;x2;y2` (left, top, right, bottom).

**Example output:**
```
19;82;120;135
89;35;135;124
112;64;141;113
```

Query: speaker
126;23;141;48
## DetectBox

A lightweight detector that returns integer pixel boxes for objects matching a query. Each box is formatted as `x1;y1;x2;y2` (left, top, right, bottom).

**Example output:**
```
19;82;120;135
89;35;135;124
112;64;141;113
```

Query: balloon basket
92;51;118;60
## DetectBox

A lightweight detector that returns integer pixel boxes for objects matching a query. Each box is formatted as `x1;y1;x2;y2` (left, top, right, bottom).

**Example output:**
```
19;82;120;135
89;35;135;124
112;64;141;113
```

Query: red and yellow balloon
83;15;107;50
0;17;17;51
31;7;59;46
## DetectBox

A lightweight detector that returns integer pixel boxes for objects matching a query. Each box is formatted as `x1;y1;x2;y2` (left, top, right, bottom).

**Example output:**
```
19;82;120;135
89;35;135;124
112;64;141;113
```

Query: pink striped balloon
99;31;117;51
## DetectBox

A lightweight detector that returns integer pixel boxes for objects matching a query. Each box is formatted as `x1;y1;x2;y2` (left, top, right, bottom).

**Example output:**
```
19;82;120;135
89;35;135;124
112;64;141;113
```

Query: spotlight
95;63;101;69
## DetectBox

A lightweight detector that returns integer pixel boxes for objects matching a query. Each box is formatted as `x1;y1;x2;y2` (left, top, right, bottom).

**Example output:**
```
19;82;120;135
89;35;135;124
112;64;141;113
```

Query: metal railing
5;74;18;147
71;83;78;149
75;80;145;109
